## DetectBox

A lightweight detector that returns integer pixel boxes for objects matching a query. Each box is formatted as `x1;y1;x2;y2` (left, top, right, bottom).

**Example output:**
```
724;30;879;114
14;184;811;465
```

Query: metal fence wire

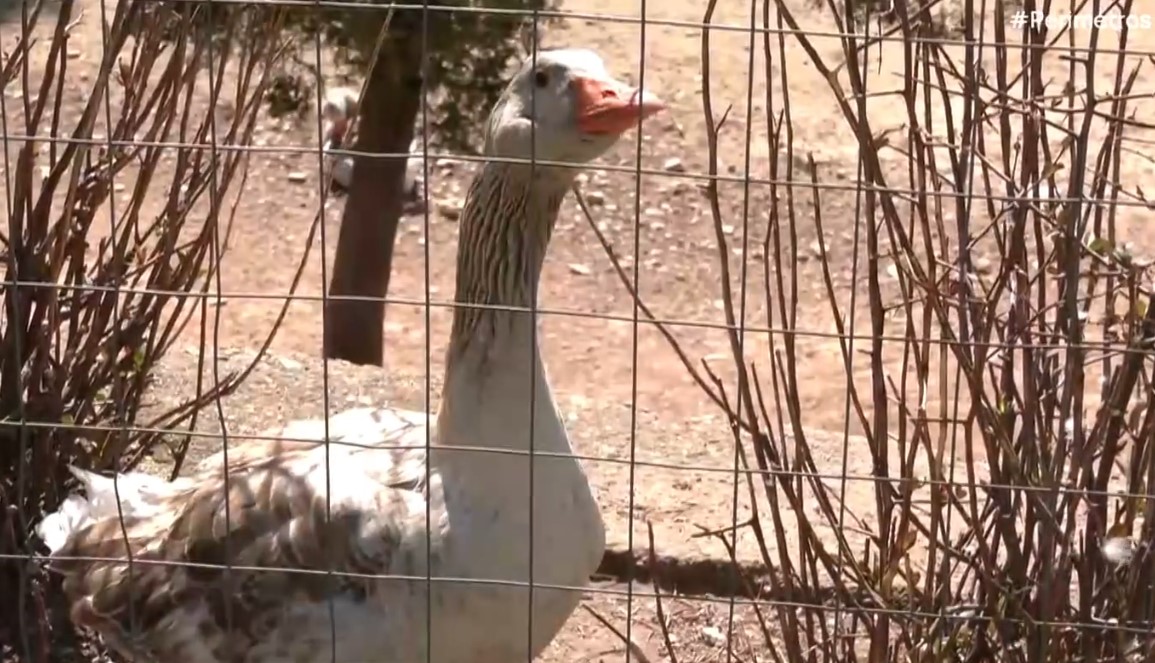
2;0;1155;661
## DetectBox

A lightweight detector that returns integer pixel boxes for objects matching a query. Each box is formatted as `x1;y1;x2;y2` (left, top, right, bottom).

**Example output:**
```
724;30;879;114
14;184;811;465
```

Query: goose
320;84;424;213
319;85;358;191
36;47;665;663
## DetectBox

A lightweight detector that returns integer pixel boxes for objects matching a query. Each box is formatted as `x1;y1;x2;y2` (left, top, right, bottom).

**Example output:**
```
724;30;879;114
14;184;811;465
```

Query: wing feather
49;408;433;662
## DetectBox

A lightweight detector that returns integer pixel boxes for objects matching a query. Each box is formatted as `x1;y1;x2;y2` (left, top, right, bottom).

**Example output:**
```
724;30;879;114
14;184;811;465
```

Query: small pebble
437;200;462;221
276;356;303;371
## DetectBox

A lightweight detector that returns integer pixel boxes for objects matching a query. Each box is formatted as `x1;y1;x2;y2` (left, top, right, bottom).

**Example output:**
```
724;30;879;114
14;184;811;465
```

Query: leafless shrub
0;0;294;658
592;0;1155;660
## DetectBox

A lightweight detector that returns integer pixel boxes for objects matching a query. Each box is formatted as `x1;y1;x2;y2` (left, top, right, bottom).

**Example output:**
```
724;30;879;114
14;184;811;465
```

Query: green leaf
1089;236;1114;254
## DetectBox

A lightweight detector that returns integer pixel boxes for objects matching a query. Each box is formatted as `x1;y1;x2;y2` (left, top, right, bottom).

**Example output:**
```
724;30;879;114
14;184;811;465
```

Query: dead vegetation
610;0;1155;660
0;0;294;657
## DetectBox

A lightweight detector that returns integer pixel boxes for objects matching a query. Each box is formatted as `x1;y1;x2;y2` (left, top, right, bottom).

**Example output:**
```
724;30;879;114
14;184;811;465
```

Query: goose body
37;48;664;663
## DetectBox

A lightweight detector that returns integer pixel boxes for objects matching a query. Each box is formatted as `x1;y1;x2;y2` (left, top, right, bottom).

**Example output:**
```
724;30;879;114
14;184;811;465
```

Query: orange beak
573;75;666;136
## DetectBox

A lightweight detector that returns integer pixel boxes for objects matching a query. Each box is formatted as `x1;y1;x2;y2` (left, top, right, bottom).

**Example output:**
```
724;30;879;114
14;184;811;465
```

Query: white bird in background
320;85;424;213
36;48;665;663
319;85;358;190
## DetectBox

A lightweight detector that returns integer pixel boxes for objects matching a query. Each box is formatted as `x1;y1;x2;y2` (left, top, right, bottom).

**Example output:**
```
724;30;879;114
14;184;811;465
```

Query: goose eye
533;70;549;88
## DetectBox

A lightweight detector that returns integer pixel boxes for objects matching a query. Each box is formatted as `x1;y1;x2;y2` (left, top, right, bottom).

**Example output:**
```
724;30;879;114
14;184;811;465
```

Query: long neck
435;162;571;454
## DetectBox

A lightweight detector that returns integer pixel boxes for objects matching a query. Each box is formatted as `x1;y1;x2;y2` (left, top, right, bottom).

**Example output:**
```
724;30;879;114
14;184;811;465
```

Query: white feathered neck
434;160;572;460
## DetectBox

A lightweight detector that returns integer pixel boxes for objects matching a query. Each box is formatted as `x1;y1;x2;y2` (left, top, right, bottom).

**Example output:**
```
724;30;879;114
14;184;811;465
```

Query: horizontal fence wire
155;0;1155;56
3;279;1155;355
4;0;1155;661
6;551;1155;640
4;132;1154;208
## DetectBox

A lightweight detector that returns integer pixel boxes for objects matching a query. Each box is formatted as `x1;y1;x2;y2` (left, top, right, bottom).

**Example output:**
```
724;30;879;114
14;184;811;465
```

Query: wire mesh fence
2;0;1155;661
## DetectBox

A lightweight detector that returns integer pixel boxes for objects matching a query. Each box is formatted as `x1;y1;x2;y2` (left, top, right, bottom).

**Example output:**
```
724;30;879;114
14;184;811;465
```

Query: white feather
37;465;188;553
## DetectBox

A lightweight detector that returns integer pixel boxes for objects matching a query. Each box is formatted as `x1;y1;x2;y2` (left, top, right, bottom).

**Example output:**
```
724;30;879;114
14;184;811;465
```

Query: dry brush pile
0;1;302;658
598;0;1155;660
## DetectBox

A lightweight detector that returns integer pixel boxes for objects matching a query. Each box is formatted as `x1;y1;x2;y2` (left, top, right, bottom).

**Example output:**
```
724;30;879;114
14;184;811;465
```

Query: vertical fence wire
526;8;540;663
832;2;871;651
734;0;758;657
305;0;338;658
419;2;434;662
0;5;30;661
624;1;649;661
205;0;240;650
96;0;141;653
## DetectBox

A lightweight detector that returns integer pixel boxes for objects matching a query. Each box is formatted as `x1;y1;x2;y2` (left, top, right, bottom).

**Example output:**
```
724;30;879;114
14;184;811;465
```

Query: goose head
484;48;665;171
321;86;358;151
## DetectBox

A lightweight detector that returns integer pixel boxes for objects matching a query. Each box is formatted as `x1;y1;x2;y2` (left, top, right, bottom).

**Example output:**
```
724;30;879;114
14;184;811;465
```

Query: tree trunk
322;34;423;366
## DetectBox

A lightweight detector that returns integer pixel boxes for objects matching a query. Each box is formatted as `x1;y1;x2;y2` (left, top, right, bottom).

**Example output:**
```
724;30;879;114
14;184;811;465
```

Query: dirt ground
5;0;1155;660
